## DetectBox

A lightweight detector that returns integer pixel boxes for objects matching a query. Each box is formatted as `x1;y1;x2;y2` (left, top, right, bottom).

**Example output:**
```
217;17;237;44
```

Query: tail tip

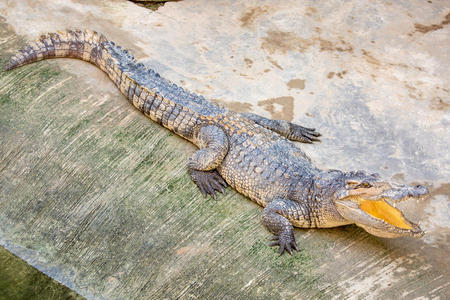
4;59;21;71
3;63;13;71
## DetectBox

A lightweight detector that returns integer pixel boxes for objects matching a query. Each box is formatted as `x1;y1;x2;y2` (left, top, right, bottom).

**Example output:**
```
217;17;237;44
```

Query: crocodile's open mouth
334;183;428;238
358;196;413;229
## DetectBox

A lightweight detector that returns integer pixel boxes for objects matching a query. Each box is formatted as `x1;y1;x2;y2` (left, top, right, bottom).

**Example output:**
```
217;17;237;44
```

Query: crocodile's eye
356;182;372;189
345;180;373;189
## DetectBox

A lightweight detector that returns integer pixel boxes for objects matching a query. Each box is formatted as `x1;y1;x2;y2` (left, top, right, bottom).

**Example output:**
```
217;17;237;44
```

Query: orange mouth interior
358;198;413;230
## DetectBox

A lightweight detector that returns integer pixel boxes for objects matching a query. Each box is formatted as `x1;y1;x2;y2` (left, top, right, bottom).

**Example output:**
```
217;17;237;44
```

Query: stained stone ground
0;0;449;299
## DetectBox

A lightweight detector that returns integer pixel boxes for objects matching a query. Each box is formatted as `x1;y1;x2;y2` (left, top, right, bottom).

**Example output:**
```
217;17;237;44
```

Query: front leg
241;112;320;143
188;125;228;199
262;198;308;255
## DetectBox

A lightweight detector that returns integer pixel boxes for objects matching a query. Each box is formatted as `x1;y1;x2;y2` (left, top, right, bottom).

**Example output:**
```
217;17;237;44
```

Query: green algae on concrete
0;245;84;300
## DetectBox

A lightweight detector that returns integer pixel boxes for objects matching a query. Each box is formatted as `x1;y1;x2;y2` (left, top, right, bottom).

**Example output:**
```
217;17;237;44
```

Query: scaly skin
5;30;429;255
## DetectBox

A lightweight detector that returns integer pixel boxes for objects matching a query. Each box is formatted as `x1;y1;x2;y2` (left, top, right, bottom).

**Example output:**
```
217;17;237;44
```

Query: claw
189;169;227;199
292;241;299;251
268;232;300;255
269;241;279;247
217;175;227;188
197;182;207;198
309;131;321;137
285;243;292;255
216;184;225;194
288;124;321;143
300;126;315;131
210;177;224;192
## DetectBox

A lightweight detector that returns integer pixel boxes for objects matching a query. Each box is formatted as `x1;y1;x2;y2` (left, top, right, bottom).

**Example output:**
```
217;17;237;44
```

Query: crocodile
5;30;429;255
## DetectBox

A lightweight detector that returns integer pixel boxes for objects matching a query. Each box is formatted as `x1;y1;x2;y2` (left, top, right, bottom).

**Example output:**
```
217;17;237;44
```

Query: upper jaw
377;184;428;201
335;183;429;202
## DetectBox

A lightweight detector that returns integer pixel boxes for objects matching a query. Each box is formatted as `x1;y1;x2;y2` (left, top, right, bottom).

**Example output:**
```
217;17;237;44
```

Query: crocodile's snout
333;172;428;239
380;184;429;201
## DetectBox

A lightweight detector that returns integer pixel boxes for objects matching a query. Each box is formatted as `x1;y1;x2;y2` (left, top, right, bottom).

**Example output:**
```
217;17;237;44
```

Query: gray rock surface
0;0;448;298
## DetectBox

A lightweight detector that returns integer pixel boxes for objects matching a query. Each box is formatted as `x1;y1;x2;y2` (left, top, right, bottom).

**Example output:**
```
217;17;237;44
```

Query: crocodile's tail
4;29;165;116
4;29;109;71
4;29;134;112
4;29;223;141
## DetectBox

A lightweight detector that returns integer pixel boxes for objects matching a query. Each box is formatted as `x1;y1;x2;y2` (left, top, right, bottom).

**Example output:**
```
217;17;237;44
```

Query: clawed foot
189;169;227;199
288;124;321;143
269;232;299;255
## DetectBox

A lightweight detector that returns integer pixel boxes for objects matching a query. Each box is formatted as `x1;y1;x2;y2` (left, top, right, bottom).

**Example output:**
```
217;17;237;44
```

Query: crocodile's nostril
414;185;429;195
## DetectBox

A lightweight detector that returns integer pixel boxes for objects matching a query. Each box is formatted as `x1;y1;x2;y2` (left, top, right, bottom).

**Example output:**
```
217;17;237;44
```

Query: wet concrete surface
0;0;448;298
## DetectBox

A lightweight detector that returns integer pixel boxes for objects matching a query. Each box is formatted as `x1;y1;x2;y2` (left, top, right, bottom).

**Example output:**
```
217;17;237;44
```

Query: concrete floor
0;0;448;298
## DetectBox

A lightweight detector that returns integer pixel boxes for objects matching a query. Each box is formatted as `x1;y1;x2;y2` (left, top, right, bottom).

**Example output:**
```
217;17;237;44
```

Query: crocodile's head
330;171;428;238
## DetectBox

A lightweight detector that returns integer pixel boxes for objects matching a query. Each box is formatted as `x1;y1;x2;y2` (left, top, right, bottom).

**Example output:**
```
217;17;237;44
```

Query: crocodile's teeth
383;198;394;207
